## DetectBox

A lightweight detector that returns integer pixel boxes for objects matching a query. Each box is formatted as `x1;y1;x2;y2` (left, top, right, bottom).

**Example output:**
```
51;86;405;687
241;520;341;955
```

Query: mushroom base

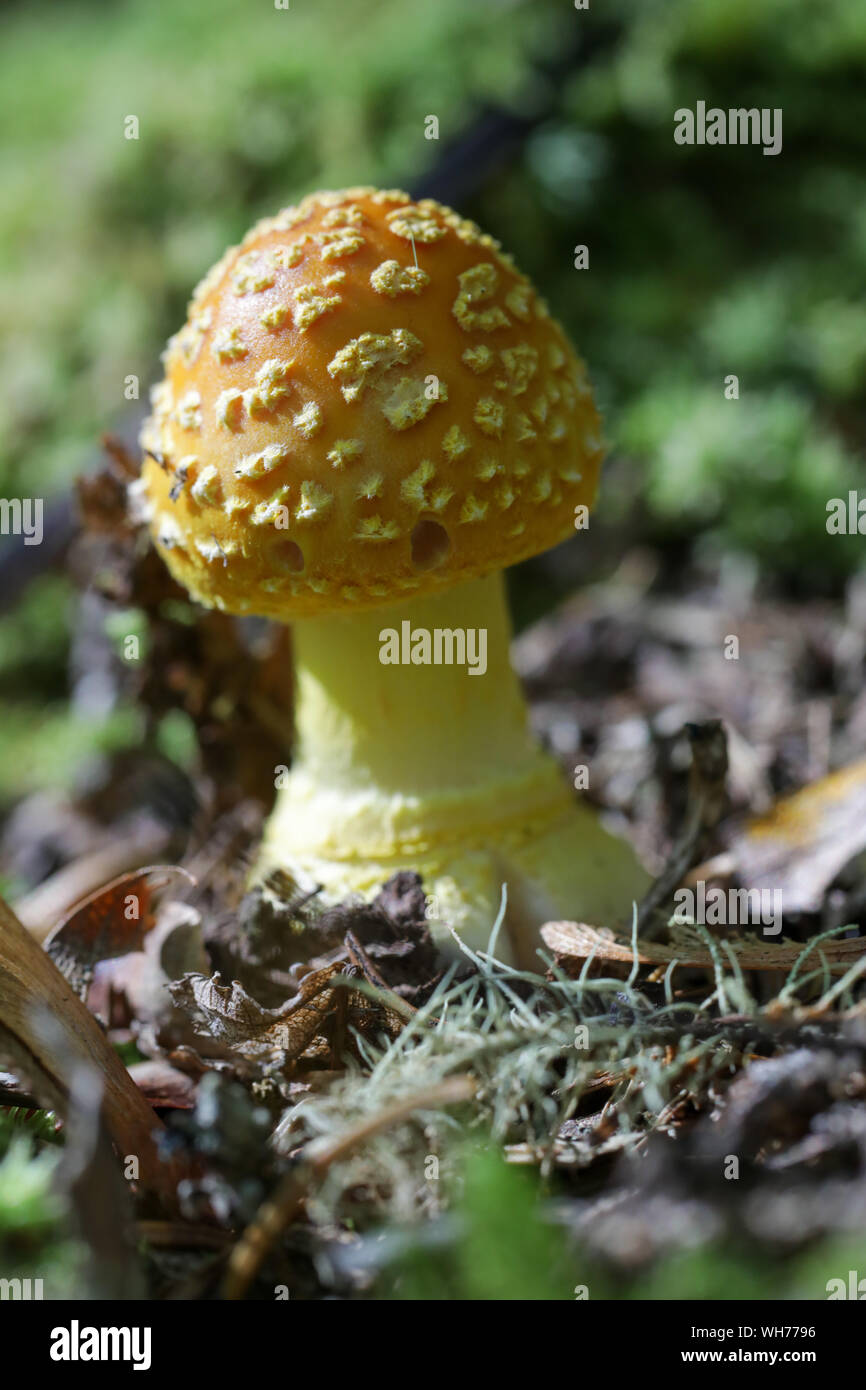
257;573;649;967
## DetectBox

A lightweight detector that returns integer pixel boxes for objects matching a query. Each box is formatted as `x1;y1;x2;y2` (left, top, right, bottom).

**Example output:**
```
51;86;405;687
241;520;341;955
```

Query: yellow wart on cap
370;260;430;296
382;376;448;431
327;329;422;402
293;286;342;330
326;439;364;469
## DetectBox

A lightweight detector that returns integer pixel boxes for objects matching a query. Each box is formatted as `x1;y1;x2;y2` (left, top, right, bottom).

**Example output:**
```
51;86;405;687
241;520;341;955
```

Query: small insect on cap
138;187;604;618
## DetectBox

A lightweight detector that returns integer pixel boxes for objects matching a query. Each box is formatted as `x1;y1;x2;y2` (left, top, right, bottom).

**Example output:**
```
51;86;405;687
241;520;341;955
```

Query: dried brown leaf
168;963;344;1066
731;758;866;913
45;865;195;998
128;1060;198;1110
0;891;182;1208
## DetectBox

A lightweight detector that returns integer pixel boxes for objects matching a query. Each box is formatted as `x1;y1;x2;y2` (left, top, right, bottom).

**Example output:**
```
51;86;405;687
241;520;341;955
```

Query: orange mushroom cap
137;187;604;618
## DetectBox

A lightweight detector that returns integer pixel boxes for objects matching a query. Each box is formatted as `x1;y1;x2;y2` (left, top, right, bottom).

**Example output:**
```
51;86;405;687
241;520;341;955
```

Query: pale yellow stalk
259;573;649;965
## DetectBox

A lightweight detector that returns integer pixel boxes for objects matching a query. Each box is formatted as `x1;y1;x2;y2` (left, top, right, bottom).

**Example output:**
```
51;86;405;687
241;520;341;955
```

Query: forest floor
1;442;865;1301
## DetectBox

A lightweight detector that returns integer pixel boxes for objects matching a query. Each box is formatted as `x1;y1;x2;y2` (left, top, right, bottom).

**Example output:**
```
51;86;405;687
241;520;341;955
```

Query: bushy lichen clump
275;916;743;1225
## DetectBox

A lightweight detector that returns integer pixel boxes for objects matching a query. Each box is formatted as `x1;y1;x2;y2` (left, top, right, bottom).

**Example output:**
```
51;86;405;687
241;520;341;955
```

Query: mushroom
138;187;649;965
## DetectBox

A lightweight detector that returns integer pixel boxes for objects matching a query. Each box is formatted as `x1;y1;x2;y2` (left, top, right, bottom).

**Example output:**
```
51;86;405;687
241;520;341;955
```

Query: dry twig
222;1075;477;1298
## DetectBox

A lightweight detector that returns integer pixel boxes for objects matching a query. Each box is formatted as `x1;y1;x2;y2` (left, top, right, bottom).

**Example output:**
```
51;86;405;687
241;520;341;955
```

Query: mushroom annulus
137;187;649;965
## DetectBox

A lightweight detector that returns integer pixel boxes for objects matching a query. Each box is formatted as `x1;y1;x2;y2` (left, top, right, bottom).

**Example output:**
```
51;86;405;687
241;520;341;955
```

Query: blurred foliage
1;0;862;552
0;1108;62;1162
0;0;541;496
470;0;866;587
393;1150;581;1301
0;1131;61;1233
0;1112;82;1298
0;0;863;791
0;575;70;695
389;1146;866;1301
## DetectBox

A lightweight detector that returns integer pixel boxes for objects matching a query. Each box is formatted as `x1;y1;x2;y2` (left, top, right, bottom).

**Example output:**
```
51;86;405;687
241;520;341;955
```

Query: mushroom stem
258;572;649;964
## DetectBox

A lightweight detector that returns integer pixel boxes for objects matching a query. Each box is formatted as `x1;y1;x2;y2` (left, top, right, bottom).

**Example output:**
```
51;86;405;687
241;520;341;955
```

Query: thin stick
222;1075;476;1299
637;720;729;938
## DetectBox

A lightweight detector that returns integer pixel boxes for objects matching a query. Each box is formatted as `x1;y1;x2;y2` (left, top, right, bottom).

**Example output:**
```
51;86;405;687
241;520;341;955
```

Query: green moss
0;705;141;799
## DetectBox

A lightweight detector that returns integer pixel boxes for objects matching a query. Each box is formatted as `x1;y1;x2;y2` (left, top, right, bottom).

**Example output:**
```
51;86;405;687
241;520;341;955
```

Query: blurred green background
0;0;864;800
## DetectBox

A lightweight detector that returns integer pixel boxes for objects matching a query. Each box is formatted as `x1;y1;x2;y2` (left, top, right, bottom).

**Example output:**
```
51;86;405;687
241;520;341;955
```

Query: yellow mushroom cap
137;187;604;618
